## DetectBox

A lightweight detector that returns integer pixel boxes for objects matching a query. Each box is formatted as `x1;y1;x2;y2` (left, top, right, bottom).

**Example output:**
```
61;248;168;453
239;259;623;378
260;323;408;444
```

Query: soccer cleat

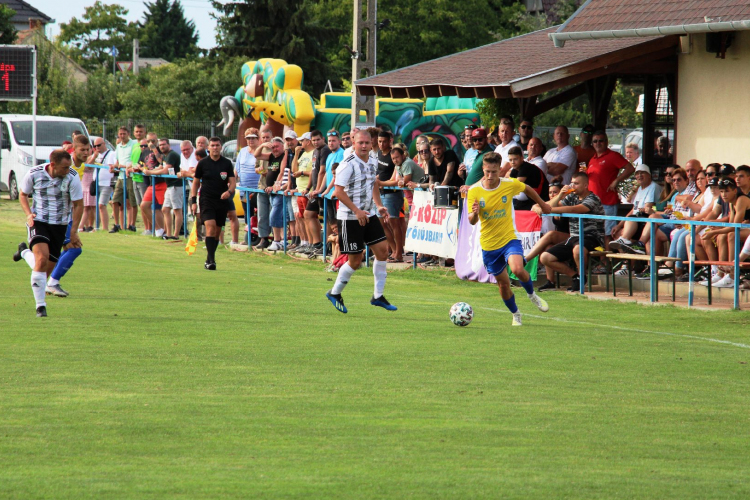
537;280;557;292
12;242;28;262
621;241;646;255
326;290;347;313
512;312;522;326
529;294;549;312
204;261;216;271
36;306;47;318
371;295;397;311
46;284;69;297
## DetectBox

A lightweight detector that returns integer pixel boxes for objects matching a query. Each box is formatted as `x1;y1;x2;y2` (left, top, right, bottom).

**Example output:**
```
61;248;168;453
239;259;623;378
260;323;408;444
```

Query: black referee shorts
27;221;68;263
338;215;386;254
200;199;229;227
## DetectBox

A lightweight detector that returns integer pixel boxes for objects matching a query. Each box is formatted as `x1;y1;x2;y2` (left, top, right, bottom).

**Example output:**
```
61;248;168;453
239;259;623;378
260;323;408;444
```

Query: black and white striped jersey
21;164;83;225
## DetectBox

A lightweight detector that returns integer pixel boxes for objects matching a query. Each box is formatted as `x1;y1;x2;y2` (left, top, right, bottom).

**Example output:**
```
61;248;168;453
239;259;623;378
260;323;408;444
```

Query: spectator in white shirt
624;143;642;167
543;126;578;185
493;117;519;176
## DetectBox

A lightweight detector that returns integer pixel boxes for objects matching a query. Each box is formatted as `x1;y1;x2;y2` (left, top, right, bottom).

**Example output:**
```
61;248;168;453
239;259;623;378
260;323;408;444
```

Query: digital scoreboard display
0;46;34;101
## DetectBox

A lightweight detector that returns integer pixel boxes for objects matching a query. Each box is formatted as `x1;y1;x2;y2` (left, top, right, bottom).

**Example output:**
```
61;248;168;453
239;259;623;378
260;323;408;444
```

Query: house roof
355;27;677;99
1;0;53;23
558;0;750;33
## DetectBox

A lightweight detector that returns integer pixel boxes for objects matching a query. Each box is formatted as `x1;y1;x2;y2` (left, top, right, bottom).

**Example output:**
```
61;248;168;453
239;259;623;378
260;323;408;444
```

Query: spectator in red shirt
587;131;635;247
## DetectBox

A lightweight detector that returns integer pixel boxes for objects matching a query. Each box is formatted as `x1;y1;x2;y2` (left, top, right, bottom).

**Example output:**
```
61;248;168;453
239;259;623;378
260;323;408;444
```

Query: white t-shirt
632;181;662;211
493;140;519;166
543;145;577;185
96;150;116;186
181;151;198;171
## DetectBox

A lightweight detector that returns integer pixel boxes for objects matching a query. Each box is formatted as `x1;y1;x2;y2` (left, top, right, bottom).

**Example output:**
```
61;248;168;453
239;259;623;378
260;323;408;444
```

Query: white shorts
164;186;184;210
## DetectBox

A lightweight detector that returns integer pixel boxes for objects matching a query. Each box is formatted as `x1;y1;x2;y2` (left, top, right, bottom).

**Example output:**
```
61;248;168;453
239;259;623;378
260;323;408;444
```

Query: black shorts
27;221;68;263
306;197;320;213
338;215;386;254
545;236;601;263
200;199;228;227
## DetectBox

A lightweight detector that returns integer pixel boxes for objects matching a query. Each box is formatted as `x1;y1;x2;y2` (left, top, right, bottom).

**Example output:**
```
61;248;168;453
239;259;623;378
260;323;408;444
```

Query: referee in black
190;137;236;270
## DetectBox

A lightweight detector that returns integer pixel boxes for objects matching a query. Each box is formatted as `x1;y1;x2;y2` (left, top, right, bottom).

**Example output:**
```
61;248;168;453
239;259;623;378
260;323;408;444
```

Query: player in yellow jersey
467;153;552;326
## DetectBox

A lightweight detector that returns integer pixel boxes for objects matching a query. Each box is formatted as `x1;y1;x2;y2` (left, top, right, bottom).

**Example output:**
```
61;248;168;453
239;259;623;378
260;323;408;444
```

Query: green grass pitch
1;199;749;499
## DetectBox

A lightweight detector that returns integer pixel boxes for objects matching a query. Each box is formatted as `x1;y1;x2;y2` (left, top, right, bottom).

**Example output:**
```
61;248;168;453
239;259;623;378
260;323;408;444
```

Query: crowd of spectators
70;119;750;290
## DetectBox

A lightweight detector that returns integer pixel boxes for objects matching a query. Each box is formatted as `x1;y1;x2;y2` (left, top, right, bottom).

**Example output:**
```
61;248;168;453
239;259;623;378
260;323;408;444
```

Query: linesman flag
185;221;198;256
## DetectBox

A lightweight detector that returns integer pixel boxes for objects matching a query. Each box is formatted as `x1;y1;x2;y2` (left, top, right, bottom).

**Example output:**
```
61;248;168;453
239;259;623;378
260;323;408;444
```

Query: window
10;121;86;147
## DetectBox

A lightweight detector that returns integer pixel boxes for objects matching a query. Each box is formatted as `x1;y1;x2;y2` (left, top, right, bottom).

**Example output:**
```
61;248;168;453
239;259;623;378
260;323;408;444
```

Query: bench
683;260;750;305
606;253;681;301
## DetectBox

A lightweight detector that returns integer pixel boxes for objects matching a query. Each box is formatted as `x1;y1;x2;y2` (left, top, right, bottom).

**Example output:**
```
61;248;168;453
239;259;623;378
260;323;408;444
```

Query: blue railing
549;212;750;310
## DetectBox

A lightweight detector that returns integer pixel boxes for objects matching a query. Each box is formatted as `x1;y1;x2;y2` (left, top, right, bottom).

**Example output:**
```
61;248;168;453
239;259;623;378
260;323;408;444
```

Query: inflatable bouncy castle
218;58;480;157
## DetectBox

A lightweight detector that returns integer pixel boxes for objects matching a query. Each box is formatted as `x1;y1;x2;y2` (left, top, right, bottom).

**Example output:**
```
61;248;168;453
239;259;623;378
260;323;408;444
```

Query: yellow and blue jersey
467;178;526;251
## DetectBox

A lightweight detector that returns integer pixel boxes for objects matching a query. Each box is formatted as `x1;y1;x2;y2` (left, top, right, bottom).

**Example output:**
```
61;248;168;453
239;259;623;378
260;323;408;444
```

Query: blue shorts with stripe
482;239;525;276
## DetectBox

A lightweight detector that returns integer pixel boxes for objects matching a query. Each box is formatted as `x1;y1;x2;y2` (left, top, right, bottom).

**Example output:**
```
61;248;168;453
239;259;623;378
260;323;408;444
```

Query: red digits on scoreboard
0;63;15;91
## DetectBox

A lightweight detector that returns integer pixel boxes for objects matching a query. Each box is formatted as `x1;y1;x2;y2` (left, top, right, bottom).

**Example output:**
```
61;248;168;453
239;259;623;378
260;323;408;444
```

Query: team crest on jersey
479;198;486;208
501;196;507;203
220;172;227;180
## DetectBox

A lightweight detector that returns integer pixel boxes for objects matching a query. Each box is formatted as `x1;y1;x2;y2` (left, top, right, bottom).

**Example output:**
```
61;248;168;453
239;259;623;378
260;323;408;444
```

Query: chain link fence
86;119;241;146
534;127;638;154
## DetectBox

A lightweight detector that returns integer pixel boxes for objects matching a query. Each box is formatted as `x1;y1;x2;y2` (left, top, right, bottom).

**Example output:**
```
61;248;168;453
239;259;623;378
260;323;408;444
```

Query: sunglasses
327;131;339;136
139;145;148;148
472;138;484;142
520;125;532;130
592;139;606;143
581;130;593;135
706;171;717;177
94;143;104;147
464;124;478;130
719;179;736;187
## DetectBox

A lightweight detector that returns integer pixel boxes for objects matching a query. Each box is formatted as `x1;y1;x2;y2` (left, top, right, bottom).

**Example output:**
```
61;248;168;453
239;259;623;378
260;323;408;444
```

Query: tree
57;1;137;70
138;0;199;61
0;5;17;45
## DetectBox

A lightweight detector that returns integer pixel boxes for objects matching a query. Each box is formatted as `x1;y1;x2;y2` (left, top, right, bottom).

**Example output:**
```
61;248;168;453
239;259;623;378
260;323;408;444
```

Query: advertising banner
404;191;458;259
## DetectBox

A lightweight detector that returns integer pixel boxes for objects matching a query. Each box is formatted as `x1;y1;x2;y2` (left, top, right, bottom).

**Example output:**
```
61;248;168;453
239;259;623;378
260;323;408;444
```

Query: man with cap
574;124;596;168
518;118;545;156
610;164;662;251
460;128;495;189
235;128;260;244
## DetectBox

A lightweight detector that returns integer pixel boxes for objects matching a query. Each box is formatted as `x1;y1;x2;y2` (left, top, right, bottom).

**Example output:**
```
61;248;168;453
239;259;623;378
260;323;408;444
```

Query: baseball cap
719;177;737;188
244;131;258;138
634;164;651;174
299;132;312;141
471;128;487;139
720;163;735;175
707;176;720;187
284;130;298;140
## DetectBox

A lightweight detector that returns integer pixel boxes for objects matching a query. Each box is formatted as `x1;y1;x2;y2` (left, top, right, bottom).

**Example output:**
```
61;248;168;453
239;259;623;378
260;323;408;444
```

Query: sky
32;0;222;50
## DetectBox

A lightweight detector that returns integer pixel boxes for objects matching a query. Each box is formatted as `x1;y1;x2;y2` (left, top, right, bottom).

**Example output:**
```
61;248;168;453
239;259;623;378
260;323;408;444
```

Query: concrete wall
677;31;750;166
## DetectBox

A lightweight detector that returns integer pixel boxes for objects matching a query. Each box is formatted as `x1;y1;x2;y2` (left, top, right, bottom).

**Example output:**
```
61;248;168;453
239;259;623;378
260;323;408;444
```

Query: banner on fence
404;191;459;259
455;206;542;283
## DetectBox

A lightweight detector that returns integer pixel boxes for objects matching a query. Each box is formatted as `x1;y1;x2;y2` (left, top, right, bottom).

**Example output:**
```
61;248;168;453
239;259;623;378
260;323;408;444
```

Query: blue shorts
482;239;525;276
382;192;404;218
603;204;618;235
657;214;676;237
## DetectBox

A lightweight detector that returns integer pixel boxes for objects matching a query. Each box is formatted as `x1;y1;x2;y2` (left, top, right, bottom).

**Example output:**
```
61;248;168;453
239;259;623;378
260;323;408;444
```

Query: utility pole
351;0;377;128
133;39;140;75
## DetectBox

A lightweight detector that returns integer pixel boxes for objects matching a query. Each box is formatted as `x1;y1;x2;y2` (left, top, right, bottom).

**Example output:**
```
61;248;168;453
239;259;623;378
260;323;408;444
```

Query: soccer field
1;199;749;499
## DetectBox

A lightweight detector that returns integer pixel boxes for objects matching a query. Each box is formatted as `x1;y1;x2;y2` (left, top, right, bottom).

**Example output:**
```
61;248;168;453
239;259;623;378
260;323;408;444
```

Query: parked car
222;140;238;166
0;114;90;199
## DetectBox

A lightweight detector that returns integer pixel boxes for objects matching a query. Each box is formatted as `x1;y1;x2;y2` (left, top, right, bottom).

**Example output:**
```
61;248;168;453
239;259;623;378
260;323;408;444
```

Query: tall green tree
211;0;336;95
0;5;17;45
138;0;199;60
57;1;137;70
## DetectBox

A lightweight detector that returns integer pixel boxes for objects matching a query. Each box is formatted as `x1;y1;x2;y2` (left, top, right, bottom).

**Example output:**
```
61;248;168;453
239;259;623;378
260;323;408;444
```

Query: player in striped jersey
12;149;83;317
325;130;396;313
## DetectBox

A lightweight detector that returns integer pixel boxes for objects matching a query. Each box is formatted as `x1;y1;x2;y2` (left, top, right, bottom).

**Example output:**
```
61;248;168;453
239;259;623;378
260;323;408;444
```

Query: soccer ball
449;302;473;327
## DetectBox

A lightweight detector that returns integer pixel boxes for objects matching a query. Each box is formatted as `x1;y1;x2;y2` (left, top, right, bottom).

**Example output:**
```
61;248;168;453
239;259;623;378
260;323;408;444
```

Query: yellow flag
185;221;198;256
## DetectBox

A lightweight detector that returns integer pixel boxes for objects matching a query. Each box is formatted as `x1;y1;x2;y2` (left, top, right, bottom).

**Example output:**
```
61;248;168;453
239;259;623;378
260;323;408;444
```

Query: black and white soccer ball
449;302;473;327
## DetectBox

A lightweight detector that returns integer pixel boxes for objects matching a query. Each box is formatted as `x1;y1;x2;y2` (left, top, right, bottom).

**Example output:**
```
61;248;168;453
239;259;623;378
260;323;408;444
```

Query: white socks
21;248;35;269
31;271;46;307
373;259;387;298
47;277;59;286
332;262;355;295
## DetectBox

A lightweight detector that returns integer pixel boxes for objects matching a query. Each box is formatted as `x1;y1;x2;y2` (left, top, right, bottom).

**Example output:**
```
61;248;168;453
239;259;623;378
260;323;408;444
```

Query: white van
0;115;89;199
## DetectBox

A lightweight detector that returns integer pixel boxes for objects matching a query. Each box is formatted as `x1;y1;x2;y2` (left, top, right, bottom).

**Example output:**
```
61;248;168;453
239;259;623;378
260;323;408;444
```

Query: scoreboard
0;46;34;101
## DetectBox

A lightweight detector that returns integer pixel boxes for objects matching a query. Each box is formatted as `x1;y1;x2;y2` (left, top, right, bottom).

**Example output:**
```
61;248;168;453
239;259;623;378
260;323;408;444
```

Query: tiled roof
355;27;673;98
1;0;53;22
559;0;750;33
